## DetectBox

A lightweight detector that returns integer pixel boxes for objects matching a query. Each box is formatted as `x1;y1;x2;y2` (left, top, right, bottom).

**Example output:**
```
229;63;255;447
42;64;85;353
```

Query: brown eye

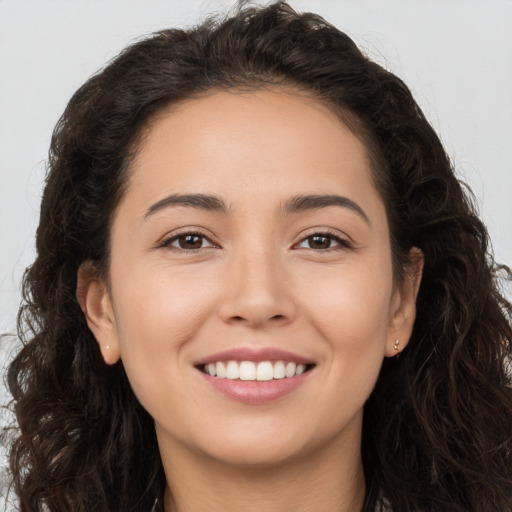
296;232;350;251
163;232;215;251
307;235;332;250
177;234;204;249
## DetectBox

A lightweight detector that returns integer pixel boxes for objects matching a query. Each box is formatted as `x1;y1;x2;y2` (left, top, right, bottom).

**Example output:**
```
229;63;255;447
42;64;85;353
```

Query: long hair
7;3;512;511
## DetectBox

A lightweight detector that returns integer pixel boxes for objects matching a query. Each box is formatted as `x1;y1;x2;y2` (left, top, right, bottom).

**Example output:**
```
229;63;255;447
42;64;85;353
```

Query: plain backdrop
1;0;511;499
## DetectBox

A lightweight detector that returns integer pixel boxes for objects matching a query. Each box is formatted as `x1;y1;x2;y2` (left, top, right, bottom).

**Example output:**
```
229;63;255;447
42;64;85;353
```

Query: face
81;89;419;469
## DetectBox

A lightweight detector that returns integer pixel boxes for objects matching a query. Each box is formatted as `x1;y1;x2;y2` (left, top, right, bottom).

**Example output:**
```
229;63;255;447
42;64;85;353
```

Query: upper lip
194;347;315;366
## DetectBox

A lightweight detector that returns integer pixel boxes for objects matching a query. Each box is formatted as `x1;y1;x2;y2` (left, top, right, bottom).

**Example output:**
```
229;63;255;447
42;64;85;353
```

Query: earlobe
385;247;424;357
77;262;121;365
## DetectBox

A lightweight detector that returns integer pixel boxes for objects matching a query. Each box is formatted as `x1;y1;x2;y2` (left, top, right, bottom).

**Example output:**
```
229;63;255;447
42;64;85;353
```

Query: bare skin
79;88;422;512
162;425;365;512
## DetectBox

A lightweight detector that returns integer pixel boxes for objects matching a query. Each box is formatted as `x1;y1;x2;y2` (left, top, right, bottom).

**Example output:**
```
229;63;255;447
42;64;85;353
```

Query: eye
295;232;351;250
161;232;216;251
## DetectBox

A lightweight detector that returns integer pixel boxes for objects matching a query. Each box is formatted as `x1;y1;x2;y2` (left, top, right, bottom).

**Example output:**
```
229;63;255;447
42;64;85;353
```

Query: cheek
109;264;219;398
296;261;393;425
109;270;221;427
299;258;394;350
113;263;218;345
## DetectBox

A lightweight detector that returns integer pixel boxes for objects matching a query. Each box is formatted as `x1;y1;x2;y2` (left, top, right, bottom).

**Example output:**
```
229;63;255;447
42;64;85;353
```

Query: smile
195;348;315;403
200;360;312;380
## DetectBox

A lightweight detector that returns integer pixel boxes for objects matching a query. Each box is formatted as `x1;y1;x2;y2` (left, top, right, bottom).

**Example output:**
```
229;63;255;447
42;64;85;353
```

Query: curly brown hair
6;2;512;511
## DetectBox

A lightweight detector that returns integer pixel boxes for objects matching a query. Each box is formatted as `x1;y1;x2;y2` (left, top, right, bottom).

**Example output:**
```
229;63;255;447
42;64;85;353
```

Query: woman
6;2;512;511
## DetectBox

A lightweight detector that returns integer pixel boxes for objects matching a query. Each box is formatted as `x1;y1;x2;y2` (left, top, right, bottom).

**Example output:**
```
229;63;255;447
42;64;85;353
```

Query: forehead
122;88;381;215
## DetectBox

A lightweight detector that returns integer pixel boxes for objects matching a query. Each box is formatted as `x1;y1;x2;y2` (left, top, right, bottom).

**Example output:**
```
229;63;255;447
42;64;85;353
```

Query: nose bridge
219;236;294;327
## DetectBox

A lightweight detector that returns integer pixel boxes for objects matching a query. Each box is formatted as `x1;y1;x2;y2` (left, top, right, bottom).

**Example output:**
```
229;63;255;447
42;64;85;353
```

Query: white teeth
273;361;286;379
216;362;226;378
204;360;310;380
295;364;305;375
239;361;256;380
256;361;273;381
226;361;239;380
285;362;296;377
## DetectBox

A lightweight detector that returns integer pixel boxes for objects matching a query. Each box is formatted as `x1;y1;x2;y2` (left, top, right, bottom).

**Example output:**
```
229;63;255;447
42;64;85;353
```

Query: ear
76;262;121;365
385;247;423;357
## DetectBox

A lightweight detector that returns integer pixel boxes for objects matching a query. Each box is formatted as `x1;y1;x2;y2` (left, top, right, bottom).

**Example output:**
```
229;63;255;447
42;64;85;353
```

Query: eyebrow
144;193;229;218
283;194;370;225
144;192;370;225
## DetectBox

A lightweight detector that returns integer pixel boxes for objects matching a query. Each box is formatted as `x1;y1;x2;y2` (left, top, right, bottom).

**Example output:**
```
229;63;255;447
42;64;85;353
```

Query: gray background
1;0;511;505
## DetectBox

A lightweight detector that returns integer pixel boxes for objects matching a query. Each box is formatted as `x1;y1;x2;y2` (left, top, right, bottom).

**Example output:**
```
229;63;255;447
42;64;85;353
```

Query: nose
217;247;296;329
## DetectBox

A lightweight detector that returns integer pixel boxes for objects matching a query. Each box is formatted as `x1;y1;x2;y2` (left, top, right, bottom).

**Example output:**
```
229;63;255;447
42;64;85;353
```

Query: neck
160;424;366;512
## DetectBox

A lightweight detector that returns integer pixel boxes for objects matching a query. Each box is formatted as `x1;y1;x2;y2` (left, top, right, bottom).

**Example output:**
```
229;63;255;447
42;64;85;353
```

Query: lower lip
199;370;312;404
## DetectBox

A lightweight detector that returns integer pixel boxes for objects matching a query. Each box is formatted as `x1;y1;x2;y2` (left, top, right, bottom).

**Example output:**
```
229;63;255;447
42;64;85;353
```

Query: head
9;3;511;511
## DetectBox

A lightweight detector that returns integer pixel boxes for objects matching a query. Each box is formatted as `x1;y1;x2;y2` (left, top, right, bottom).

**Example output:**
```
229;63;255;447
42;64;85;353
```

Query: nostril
229;314;286;323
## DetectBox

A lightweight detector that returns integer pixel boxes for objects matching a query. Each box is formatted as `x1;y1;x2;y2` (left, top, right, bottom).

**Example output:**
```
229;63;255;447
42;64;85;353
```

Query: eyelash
294;230;353;251
159;231;217;252
159;229;353;252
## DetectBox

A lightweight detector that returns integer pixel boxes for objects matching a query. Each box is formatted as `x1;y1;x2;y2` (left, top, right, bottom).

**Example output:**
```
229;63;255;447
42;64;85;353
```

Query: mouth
195;348;316;404
198;360;316;381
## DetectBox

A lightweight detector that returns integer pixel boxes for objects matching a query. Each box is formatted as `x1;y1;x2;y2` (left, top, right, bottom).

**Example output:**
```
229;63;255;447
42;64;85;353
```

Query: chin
205;439;312;470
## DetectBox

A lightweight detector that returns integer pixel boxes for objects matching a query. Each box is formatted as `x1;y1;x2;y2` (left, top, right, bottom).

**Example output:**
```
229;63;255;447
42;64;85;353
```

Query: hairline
101;83;399;285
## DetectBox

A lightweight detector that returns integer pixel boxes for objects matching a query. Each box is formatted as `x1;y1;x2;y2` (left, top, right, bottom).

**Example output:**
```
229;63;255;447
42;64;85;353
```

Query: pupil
179;234;202;249
310;235;330;249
